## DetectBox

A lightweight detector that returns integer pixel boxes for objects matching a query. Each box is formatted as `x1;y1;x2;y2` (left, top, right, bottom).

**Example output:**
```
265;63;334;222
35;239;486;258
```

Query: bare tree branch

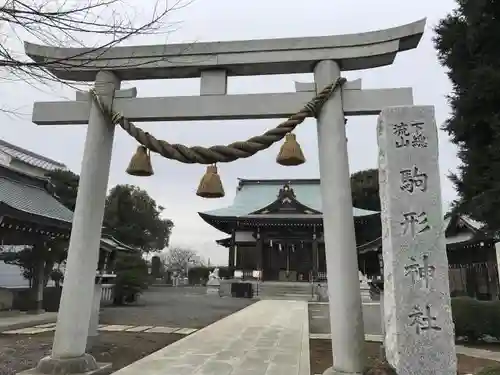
161;246;202;274
0;0;194;87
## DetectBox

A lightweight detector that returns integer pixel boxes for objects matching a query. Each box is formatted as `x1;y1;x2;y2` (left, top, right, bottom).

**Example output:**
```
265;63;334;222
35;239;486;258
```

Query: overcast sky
1;0;458;265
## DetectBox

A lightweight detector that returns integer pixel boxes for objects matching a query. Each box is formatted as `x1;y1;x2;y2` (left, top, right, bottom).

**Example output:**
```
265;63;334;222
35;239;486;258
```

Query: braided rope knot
90;77;346;165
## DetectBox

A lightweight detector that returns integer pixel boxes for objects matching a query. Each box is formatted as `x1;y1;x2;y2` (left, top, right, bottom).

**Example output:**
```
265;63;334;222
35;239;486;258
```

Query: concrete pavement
112;300;310;375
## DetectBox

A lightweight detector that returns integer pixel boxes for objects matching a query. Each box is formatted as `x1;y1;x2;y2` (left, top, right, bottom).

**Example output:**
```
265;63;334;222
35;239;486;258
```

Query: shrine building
199;178;500;300
199;178;382;283
0;139;136;296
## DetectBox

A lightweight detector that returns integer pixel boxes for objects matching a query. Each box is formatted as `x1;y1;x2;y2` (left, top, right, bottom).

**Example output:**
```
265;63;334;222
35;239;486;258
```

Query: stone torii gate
24;19;425;375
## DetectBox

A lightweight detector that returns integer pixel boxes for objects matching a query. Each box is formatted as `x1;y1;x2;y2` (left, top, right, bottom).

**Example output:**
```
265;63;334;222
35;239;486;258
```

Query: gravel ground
310;340;500;375
99;286;255;328
309;302;382;335
0;286;255;374
0;331;181;375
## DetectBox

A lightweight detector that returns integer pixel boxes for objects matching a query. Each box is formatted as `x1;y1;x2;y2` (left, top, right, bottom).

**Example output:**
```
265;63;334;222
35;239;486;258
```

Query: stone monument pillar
378;105;456;375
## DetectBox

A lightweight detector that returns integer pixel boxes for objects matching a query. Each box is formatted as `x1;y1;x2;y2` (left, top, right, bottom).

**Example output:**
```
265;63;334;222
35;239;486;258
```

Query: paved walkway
2;323;199;336
113;300;309;375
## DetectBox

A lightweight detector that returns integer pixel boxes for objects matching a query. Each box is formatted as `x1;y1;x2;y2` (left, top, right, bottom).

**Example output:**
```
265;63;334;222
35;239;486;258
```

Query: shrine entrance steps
111;300;310;375
256;282;316;301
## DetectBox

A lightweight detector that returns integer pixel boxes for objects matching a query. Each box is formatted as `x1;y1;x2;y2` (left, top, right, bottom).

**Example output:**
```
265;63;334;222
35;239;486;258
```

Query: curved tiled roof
0;139;66;172
201;178;379;218
0;176;73;223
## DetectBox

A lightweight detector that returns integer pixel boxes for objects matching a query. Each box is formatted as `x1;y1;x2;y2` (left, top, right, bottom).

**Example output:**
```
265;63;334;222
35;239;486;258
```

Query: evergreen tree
350;168;380;211
434;0;500;229
104;184;174;253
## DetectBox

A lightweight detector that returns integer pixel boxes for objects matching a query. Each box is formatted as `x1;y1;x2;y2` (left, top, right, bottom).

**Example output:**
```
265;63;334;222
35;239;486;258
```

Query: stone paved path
112;300;310;375
2;323;199;336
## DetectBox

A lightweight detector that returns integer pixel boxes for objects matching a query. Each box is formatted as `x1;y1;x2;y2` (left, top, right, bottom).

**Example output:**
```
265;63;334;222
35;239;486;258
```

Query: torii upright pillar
23;18;425;375
315;60;366;373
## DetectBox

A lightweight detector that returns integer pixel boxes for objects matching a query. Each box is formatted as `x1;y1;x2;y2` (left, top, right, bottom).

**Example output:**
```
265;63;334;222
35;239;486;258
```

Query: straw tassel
126;145;154;176
196;164;225;198
276;133;305;166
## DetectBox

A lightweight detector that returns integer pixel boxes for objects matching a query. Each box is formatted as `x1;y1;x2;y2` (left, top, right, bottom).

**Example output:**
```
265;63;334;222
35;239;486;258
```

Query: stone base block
26;309;46;315
206;286;220;295
322;367;362;375
360;287;372;302
18;354;111;375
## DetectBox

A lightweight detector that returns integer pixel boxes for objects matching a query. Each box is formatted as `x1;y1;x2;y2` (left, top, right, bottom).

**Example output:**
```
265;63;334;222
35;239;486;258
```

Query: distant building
200;178;500;300
0;140;136;290
199;178;379;283
0;140;67;287
0;139;67;178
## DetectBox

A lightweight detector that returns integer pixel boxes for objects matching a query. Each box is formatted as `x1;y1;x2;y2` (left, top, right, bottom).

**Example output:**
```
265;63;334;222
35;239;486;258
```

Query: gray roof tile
201;179;379;218
0;139;66;171
0;176;73;222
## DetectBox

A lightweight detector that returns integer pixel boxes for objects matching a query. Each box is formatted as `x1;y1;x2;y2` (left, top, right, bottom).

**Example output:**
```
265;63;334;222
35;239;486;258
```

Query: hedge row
452;297;500;342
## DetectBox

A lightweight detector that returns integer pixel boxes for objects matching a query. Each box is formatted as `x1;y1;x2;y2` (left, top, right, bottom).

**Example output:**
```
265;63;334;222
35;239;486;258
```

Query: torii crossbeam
32;79;413;124
23;18;425;375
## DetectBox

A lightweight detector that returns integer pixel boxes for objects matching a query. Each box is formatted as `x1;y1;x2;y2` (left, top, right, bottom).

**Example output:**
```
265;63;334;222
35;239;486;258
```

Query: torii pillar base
19;355;110;375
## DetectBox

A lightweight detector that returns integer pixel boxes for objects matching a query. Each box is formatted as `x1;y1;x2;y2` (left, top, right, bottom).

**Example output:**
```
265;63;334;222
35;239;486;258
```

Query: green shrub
188;266;210;285
50;269;64;288
218;266;232;279
113;253;149;305
451;297;500;342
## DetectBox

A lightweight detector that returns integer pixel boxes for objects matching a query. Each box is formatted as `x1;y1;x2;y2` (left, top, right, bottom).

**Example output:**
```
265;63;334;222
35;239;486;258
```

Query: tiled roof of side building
0;175;73;223
201;178;379;218
0;139;67;171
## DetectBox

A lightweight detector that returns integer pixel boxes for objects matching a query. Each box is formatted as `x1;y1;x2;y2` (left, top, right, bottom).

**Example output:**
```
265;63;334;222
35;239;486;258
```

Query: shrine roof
200;178;378;219
0;173;73;223
0;139;66;172
100;233;137;253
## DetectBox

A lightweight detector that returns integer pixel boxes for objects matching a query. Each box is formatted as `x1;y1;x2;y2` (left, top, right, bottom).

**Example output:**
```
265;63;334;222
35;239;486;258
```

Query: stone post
379;292;386;361
86;281;103;350
495;242;500;291
33;71;120;374
312;233;318;281
378;105;457;374
314;60;365;375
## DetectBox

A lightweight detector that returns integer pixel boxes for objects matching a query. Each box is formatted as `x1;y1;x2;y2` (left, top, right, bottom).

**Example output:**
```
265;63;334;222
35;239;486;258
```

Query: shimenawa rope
90;77;346;165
